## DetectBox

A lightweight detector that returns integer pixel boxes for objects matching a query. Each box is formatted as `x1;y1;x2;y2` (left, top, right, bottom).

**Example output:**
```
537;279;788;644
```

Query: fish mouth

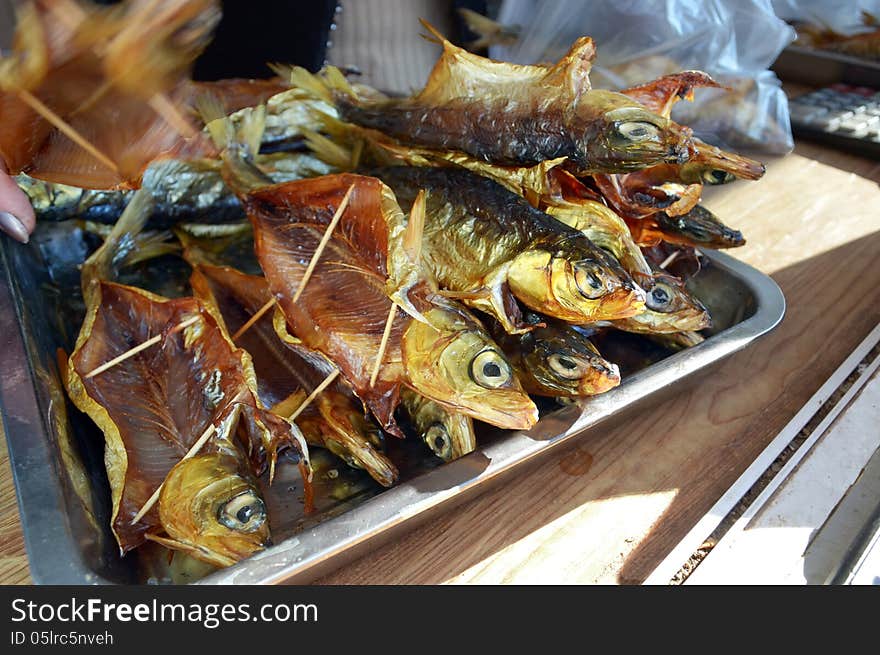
452;390;539;430
323;410;398;487
588;282;647;321
693;142;765;180
719;227;746;247
577;362;621;396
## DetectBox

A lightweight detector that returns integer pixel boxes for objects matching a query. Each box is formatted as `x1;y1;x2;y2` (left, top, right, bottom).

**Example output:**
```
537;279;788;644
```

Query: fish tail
456;8;520;49
419;18;447;46
285;64;356;105
195;92;273;194
79;187;155;294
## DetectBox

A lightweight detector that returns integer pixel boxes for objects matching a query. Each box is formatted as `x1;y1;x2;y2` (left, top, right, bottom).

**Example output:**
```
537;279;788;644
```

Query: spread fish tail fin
79;187;155;297
195;92;272;194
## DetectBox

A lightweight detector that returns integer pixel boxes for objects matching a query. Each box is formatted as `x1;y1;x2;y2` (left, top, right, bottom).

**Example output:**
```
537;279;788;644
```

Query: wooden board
2;146;880;585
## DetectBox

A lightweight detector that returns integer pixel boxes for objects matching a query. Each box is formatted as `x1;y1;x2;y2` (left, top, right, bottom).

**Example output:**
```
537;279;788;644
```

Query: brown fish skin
66;282;305;560
340;91;691;174
373;166;646;330
188;261;399;488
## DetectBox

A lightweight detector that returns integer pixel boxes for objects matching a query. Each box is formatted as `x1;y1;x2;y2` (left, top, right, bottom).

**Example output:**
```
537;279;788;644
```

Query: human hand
0;159;35;243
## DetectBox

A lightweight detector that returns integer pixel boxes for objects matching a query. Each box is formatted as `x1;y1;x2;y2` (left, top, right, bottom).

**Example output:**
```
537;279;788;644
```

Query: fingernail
0;211;29;244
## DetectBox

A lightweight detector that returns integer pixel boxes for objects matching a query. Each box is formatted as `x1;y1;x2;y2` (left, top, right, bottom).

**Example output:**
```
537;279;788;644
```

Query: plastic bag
491;0;797;154
772;0;880;34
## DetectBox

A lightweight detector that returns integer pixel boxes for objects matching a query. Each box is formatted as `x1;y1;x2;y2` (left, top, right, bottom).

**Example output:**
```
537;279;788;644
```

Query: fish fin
144;533;237;568
418;18;447;45
439;285;532;334
301;127;355;170
457;8;500;37
541;37;596;101
79;187;154;295
403;190;426;263
270;388;309;419
621;71;723;118
194;91;232;148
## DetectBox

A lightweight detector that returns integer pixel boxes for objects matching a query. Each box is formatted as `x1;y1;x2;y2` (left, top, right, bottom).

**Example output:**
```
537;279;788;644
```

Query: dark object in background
194;0;489;80
194;1;339;78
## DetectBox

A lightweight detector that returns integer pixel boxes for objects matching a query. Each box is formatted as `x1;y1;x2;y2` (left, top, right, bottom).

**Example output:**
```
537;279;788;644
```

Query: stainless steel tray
0;228;784;584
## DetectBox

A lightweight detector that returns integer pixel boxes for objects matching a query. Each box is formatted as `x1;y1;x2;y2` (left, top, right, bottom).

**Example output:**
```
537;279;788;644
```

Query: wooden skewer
292;184;355;303
149;92;198;139
130;420;218;525
231;298;276;341
84;315;199;379
17;90;120;174
370;304;397;388
287;369;340;423
659;250;680;270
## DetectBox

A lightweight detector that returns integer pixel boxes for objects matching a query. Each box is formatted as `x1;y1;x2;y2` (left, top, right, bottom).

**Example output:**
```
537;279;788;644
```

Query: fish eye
548;353;588;380
574;261;608;299
425;423;452;459
470;350;513;389
702;169;735;185
646;283;674;311
217;492;266;533
616;121;661;142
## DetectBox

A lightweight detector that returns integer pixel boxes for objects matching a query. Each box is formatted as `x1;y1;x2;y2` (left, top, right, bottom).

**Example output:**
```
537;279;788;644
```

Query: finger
0;162;36;243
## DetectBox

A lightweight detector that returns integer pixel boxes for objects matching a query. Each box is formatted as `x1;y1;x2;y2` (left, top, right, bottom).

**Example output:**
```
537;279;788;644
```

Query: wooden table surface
2;136;879;585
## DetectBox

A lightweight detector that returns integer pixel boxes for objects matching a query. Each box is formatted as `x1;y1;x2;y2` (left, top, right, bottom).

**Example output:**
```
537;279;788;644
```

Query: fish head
158;452;269;568
402;391;476;462
507;247;646;323
402;305;538;430
517;322;621;397
312;393;397;488
627;272;712;332
678;139;766;185
576;93;693;172
656;206;745;249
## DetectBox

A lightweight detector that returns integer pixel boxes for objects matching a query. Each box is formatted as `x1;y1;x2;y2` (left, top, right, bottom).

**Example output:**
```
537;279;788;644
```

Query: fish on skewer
186;253;399;488
0;0;222;188
17;153;333;226
372;165;646;333
241;172;539;434
63;189;309;567
289;22;696;174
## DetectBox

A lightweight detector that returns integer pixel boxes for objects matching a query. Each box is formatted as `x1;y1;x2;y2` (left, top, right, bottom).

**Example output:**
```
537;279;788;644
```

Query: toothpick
370;304;397;388
130;420;217;525
18;90;120;174
49;0;87;30
149;92;198;139
232;298;276;341
84;315;199;379
659;250;680;270
292;184;355;303
287;369;340;423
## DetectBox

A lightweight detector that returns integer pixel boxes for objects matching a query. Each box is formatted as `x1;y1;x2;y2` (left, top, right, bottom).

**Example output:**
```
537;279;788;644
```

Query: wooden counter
2;139;879;585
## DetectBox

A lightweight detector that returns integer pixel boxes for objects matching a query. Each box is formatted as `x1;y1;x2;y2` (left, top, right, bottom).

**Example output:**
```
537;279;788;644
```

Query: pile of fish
2;1;764;571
